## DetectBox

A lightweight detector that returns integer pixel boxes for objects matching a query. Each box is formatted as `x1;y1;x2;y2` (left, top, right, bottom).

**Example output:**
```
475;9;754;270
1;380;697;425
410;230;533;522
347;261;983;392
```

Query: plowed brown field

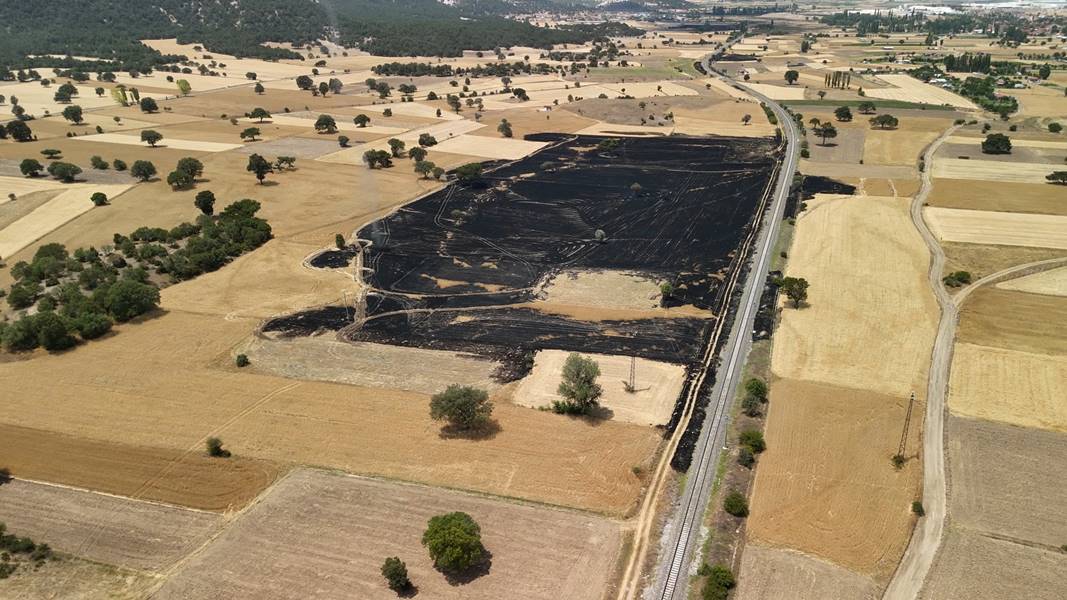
155;469;623;600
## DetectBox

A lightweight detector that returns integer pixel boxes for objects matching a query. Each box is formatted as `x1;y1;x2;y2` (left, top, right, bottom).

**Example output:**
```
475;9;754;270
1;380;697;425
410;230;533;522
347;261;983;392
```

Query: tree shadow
396;584;419;598
0;467;11;485
437;419;501;441
441;549;493;586
259;180;281;187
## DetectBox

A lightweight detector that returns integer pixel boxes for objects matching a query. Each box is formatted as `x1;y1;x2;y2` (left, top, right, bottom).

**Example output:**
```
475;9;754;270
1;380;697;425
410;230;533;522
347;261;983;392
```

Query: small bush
206;437;231;458
739;429;766;453
701;564;736;600
723;490;749;517
235;354;250;367
892;454;906;469
381;556;410;592
912;501;925;516
737;447;755;468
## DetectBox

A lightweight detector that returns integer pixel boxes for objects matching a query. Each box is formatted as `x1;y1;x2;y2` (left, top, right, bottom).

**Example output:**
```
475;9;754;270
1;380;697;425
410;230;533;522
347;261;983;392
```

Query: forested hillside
0;0;639;73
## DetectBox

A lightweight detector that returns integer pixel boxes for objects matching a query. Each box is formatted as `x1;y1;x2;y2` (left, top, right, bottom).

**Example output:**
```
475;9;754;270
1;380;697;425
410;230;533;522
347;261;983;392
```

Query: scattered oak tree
194;190;216;215
422;512;486;573
429;384;493;431
314;114;337;134
240;127;261;142
784;70;799;85
247;153;274;184
130;160;157;181
981;133;1012;154
408;146;427;162
139;97;158;113
19;158;43;177
140;130;163;147
62;104;84;124
554;353;602;415
777;276;809;308
250;107;271;122
381;557;411;593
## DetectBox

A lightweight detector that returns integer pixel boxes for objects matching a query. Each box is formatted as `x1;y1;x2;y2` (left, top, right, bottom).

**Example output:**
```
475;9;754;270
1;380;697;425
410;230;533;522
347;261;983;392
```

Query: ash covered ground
267;134;780;371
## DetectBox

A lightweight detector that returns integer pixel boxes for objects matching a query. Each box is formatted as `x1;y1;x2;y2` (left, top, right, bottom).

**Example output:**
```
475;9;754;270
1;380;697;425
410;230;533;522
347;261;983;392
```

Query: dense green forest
0;0;640;74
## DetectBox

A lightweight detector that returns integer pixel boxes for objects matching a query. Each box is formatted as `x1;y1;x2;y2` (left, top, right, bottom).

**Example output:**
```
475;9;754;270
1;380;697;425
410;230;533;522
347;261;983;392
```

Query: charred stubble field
267;134;779;374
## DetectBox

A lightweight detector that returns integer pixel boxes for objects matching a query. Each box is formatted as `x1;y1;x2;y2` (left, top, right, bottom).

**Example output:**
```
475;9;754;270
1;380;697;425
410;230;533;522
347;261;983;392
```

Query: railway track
615;50;800;600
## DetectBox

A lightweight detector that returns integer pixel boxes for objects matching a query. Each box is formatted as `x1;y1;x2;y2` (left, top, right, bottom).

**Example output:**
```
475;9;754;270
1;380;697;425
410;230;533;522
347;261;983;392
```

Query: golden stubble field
771;194;938;398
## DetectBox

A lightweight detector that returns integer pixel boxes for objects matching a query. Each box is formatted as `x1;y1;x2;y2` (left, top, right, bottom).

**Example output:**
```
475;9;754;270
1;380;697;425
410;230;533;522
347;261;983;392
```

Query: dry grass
0;556;154;599
155;469;623;600
863;130;939;165
947;415;1067;546
941;242;1067;280
924;207;1067;250
864;74;978;109
540;269;664;311
957;288;1067;356
927;179;1067;217
0;423;280;511
0;478;223;571
0;183;132;259
772;194;938;397
997;265;1067;296
511;349;685;426
931;158;1060;184
746;379;922;580
245;336;501;396
431;134;550;160
0;310;660;515
736;544;879;600
949;343;1067;432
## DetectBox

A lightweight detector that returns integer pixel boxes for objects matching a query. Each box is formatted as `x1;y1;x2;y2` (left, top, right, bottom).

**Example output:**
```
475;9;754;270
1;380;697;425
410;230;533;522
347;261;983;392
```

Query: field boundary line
4;476;219;516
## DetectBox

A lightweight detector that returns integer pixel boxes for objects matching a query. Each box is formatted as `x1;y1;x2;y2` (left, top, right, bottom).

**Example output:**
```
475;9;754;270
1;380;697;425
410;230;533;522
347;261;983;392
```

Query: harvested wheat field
0;478;223;571
931;158;1058;184
863;129;939;165
747;379;922;580
155;469;622;600
540;269;664;310
245;336;500;395
72;132;244;153
941;242;1067;280
512;349;685;426
0;175;68;200
957;288;1067;356
997;264;1067;296
947;415;1067;546
0;309;660;515
865;74;977;109
0;423;280;511
921;528;1067;600
0;183;132;259
948;343;1067;432
0;556;154;600
924;207;1067;251
432;134;550;160
736;544;879;600
772;194;937;397
927;179;1067;216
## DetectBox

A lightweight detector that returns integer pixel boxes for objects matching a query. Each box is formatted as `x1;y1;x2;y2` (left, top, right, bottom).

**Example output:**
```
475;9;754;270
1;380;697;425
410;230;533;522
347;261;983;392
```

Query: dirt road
885;128;1067;599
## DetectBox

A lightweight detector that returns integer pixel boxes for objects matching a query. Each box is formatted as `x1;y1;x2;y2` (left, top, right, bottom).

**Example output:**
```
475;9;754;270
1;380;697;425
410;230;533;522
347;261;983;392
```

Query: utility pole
896;390;913;459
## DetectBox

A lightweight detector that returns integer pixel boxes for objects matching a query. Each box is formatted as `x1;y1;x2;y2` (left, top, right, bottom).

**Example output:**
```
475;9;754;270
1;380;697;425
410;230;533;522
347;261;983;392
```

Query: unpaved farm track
885;126;1067;599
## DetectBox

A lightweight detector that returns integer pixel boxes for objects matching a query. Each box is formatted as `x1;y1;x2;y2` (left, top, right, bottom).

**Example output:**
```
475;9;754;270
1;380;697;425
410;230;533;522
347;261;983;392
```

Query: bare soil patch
736;544;879;600
747;378;921;580
540;269;664;310
772;194;937;397
805;127;864;163
927;179;1067;217
947;415;1067;545
864;129;938;166
511;349;684;426
245;336;500;395
957;288;1067;356
949;343;1067;432
0;423;280;511
0;478;223;571
921;528;1067;600
155;469;623;600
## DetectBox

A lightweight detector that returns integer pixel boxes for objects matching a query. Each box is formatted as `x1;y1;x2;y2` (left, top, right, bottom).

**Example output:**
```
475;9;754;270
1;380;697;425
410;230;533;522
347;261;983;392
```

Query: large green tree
422;512;486;573
555;353;602;414
429;384;493;431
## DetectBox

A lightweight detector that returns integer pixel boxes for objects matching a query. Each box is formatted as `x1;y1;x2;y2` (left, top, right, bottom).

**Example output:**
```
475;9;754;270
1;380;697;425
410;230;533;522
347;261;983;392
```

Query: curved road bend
651;57;800;600
887;124;1067;598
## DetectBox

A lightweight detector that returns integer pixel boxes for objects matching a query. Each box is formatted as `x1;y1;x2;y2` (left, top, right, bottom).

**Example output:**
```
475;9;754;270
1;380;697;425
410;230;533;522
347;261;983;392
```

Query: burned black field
267;134;780;371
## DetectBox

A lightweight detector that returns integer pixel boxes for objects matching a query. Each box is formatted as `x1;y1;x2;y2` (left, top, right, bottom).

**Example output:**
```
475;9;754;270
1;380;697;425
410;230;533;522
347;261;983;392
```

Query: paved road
651;56;800;600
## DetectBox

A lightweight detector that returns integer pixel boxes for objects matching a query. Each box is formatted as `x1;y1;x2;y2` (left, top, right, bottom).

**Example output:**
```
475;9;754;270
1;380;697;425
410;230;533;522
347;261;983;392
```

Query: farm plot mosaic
266;134;780;371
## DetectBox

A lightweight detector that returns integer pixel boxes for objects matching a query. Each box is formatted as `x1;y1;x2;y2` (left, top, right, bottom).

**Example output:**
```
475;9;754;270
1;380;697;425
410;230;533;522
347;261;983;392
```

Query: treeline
371;60;558;78
340;18;639;57
943;52;992;73
1;199;271;354
0;0;320;73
